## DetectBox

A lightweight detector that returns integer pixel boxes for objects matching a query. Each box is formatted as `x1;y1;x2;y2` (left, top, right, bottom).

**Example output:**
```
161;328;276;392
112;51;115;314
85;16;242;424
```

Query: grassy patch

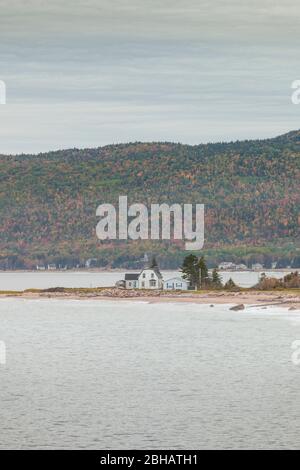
0;290;23;295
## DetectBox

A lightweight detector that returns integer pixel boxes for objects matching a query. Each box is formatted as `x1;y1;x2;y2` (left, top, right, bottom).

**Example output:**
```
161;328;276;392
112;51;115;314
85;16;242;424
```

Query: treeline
1;250;299;271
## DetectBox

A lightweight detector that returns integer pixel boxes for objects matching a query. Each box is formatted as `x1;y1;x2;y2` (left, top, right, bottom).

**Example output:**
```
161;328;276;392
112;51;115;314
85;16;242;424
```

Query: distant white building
164;277;190;290
36;265;46;271
85;258;98;268
252;263;264;270
218;262;248;271
138;267;163;290
47;264;57;270
235;264;248;270
218;262;236;270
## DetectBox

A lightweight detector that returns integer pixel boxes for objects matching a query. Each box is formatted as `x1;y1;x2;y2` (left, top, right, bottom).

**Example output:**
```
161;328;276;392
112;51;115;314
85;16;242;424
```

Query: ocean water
0;297;299;449
0;270;289;291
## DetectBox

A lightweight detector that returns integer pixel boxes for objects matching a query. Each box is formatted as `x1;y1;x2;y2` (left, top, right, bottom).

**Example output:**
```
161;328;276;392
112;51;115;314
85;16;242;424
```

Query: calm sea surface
0;270;289;290
0;297;299;449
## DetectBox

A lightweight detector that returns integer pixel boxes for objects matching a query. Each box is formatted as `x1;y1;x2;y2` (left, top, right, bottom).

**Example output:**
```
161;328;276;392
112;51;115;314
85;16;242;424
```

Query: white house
218;262;236;270
164;277;190;290
36;265;46;271
235;264;248;270
85;258;98;268
252;263;264;270
47;264;57;270
138;267;163;290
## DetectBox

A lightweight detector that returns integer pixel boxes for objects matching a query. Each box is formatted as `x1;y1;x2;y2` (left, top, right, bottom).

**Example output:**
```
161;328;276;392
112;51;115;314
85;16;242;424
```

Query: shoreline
0;268;297;273
1;289;299;310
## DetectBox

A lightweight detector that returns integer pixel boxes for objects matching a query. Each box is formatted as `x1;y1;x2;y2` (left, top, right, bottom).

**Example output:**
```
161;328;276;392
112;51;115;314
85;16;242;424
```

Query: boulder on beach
230;304;245;311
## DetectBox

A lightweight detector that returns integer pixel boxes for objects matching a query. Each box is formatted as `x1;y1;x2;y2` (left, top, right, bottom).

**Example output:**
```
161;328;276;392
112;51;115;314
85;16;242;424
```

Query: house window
150;280;156;287
129;282;131;287
143;273;146;278
151;273;154;278
142;281;145;288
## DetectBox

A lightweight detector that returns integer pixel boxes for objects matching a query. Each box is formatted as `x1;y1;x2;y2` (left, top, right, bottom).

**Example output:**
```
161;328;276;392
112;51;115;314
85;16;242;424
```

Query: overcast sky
0;0;299;154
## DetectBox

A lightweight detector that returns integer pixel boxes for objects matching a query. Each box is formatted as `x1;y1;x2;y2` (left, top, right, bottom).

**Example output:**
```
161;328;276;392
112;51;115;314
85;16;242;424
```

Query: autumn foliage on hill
0;130;299;268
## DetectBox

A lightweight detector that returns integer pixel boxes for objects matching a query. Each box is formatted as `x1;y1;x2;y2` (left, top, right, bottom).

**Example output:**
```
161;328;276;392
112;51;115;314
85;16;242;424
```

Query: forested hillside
0;130;299;269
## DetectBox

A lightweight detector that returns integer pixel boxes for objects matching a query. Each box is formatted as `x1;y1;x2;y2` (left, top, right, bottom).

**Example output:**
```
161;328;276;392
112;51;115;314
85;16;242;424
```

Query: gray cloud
0;0;299;153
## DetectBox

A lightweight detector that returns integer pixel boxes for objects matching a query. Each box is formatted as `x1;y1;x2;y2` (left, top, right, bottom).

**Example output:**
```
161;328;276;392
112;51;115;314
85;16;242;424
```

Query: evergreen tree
212;268;223;288
198;256;209;287
181;254;200;289
149;255;158;269
181;255;210;289
224;278;238;290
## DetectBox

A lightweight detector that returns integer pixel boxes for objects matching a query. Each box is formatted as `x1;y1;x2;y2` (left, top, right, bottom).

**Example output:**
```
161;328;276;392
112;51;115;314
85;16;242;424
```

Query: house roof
165;277;188;283
154;267;163;279
139;267;163;279
125;273;139;280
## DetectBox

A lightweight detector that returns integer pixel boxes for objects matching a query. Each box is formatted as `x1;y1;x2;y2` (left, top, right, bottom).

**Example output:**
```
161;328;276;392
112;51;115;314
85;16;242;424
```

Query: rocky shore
1;287;300;310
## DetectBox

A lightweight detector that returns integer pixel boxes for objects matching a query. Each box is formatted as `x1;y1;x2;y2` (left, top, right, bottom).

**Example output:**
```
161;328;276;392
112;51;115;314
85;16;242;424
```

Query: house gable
138;268;163;289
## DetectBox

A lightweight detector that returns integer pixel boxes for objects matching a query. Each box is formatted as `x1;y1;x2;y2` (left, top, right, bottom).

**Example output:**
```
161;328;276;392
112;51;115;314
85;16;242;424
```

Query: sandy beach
1;288;299;310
